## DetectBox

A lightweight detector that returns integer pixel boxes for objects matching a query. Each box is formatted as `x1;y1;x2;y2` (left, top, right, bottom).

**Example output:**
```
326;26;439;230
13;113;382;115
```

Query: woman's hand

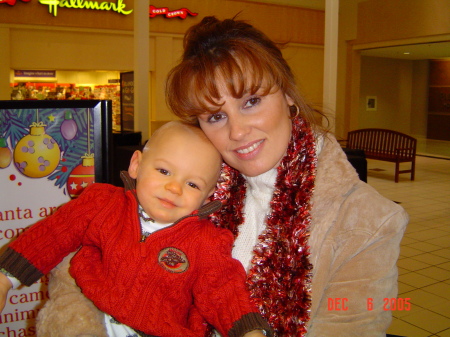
0;272;12;313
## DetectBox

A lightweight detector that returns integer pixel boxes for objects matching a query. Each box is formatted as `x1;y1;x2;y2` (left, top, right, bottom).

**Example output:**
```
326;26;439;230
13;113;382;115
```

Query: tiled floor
365;155;450;337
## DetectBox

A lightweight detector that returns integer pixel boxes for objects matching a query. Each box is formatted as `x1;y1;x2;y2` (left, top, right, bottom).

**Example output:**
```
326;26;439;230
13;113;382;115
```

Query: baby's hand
0;273;12;313
242;330;267;337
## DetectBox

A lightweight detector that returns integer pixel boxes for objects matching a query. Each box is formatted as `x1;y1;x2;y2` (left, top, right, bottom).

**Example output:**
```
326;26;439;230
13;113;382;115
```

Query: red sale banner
149;5;197;19
0;0;31;6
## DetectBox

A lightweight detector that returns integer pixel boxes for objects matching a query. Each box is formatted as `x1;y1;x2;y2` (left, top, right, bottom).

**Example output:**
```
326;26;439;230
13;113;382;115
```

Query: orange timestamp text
327;298;411;311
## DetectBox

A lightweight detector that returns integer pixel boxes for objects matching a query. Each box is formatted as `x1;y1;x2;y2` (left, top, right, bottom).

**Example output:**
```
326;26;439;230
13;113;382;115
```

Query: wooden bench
347;128;417;182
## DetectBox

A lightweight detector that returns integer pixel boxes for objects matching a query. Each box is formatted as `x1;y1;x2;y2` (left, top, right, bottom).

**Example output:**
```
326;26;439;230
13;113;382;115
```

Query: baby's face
129;126;221;224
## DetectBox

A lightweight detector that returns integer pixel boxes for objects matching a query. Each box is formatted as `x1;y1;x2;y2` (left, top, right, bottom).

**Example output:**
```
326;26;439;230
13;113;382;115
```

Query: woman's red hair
166;16;321;126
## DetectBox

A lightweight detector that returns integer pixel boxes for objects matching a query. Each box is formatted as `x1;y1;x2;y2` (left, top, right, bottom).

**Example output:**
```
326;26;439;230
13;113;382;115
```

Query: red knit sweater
0;184;270;337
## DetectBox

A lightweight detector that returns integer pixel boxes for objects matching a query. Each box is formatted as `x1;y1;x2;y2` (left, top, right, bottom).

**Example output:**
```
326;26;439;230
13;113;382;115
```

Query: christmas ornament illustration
60;110;78;140
67;154;95;198
66;109;95;198
0;137;12;168
13;110;61;178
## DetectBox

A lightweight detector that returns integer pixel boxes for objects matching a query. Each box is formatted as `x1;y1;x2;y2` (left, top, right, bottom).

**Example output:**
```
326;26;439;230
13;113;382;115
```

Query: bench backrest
347;128;417;160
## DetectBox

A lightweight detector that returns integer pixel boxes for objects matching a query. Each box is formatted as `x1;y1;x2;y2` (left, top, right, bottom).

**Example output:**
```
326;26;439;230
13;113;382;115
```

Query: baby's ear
128;151;142;179
202;187;216;204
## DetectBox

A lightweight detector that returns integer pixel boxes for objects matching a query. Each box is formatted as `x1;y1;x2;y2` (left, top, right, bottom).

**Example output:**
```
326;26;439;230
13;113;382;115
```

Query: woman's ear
128;150;142;179
285;93;295;106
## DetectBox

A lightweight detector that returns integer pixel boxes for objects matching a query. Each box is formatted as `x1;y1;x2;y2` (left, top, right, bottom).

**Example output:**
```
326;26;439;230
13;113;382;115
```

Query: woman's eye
157;168;169;175
243;96;261;109
187;182;200;190
207;112;226;123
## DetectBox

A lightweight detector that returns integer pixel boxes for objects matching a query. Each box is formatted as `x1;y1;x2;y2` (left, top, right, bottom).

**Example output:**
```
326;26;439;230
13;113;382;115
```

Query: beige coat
307;134;408;336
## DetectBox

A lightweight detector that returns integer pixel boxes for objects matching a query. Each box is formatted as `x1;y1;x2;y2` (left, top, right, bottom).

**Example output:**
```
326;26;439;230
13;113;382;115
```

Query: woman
35;16;407;337
165;16;407;336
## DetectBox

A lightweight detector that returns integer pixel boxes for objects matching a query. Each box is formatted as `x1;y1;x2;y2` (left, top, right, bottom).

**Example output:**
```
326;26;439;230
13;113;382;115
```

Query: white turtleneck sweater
231;134;323;272
232;168;278;272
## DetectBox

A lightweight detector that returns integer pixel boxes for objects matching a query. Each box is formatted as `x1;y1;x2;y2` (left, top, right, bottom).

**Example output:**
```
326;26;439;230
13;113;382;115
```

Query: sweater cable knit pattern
0;184;272;337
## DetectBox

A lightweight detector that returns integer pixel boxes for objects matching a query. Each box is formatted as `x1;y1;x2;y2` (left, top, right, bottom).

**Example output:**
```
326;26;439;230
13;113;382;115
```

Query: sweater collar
244;168;278;193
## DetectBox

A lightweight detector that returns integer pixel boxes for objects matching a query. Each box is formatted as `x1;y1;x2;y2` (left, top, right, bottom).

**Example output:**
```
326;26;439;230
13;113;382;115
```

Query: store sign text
38;0;133;17
15;70;56;78
149;5;197;19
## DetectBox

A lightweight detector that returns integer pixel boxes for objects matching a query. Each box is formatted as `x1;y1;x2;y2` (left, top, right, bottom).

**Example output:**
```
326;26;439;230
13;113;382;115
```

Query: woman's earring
289;105;300;119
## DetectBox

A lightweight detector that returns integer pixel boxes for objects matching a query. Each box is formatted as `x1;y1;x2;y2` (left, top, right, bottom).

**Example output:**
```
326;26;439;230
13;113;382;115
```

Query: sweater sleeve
192;226;273;337
0;184;117;286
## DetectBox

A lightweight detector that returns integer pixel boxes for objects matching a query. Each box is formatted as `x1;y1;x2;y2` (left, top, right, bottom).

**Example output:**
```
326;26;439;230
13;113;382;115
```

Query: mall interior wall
0;0;325;140
337;0;450;140
359;56;429;139
2;0;450;142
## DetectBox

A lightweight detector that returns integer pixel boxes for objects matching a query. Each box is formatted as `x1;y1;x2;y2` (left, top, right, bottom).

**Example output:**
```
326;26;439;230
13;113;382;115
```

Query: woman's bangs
189;53;247;113
185;46;282;115
234;47;280;96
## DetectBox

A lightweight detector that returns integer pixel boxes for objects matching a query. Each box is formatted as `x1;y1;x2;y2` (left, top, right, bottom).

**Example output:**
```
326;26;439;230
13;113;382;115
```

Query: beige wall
149;0;324;45
359;56;428;136
8;27;133;72
357;0;450;45
337;0;450;139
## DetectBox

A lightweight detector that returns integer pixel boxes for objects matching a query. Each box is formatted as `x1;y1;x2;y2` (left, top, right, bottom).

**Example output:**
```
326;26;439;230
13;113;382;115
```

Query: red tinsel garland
210;117;317;336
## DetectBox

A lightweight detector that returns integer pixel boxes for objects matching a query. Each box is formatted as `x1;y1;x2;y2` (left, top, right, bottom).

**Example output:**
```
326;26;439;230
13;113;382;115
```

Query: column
133;1;150;141
323;0;339;132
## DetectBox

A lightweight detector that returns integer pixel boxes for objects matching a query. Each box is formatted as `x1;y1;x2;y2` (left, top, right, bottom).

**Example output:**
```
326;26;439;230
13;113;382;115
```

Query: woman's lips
234;140;264;158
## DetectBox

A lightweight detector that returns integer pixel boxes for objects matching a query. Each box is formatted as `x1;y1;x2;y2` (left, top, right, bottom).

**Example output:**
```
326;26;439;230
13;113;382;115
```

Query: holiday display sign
0;100;112;334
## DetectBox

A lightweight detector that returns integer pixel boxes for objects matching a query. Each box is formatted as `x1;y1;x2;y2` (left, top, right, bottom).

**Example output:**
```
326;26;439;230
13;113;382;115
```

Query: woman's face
198;86;293;177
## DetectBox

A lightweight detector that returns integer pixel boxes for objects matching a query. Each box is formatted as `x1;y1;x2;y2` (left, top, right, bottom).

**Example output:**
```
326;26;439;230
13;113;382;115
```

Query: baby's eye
187;182;200;190
157;168;169;175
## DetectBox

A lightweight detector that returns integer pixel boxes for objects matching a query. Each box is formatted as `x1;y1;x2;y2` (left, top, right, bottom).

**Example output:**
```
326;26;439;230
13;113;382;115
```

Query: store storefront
10;70;122;130
0;0;135;132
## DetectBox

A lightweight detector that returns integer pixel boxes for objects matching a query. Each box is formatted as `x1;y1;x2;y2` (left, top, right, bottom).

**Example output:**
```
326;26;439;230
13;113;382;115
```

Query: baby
0;121;271;337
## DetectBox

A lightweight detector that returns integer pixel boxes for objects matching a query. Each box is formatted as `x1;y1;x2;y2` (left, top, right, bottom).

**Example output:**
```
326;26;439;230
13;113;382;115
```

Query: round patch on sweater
158;247;189;273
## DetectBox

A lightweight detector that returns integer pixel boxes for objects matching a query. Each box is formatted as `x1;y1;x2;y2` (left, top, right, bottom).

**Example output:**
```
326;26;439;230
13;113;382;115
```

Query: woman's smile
235;139;264;157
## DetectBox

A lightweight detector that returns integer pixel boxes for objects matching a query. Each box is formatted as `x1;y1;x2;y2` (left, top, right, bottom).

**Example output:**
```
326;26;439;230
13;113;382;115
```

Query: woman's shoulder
313;133;408;235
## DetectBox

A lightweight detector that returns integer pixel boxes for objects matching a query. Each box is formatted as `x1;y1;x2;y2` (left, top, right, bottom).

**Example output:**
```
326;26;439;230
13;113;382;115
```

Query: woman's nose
228;114;250;141
165;181;182;195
